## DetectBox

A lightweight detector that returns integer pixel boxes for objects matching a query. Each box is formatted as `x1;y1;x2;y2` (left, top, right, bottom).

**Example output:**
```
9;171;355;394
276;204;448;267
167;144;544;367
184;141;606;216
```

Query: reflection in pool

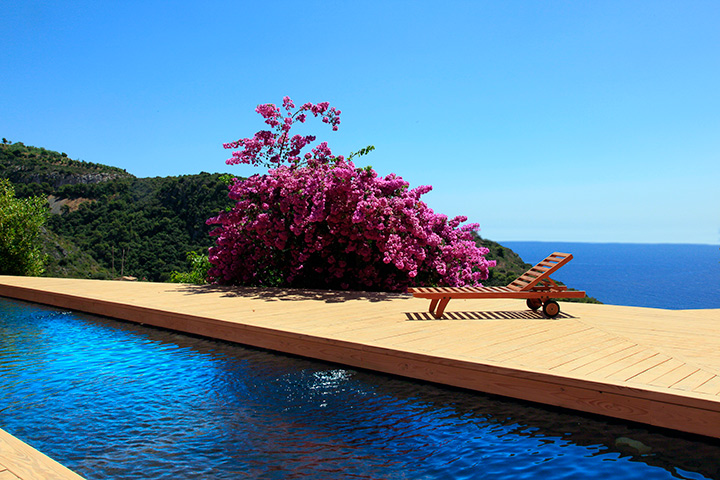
1;297;719;479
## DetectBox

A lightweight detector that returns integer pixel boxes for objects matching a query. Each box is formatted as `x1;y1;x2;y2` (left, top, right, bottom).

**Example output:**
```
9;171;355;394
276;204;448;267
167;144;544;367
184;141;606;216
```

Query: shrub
0;178;48;276
169;250;212;284
207;97;495;291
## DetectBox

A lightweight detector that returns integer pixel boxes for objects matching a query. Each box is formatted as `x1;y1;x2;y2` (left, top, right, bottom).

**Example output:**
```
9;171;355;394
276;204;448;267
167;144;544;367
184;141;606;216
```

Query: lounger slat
516;272;538;280
525;269;546;276
529;267;550;275
409;287;433;294
464;287;487;293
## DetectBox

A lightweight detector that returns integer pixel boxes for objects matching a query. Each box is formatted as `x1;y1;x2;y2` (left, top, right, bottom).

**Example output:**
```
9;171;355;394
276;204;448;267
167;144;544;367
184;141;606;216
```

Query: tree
207;97;495;291
0;179;49;275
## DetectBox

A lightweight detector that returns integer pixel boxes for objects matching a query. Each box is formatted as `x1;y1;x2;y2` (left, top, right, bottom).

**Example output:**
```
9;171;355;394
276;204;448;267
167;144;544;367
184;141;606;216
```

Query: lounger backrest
507;252;573;291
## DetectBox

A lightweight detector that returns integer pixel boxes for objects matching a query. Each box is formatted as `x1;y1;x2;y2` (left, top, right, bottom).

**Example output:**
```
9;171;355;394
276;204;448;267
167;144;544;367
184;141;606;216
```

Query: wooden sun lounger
408;252;586;318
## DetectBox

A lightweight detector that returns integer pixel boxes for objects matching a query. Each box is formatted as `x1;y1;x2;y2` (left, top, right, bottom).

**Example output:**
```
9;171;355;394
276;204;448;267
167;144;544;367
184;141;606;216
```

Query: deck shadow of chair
409;252;586;319
405;310;575;321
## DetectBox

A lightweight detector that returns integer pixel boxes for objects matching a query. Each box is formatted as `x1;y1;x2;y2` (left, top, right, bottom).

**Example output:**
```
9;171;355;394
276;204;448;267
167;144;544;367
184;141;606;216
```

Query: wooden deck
1;276;719;449
0;428;85;480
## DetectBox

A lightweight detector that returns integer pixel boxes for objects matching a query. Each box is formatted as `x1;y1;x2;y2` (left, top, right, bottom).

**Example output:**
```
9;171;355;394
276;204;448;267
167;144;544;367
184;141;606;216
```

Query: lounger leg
433;297;451;319
429;298;439;315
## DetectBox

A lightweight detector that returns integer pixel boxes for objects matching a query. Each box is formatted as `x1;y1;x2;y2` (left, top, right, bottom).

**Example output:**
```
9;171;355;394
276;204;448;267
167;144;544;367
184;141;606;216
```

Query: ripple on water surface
1;297;719;480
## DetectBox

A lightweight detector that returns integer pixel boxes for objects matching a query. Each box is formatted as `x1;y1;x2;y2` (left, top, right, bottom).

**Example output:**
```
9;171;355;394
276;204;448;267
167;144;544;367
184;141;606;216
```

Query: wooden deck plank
694;375;720;396
650;364;702;389
0;469;22;480
588;349;661;379
1;275;719;444
541;334;621;369
559;343;641;374
461;327;556;358
606;353;670;382
671;370;718;392
0;429;85;480
626;357;680;385
448;324;550;356
488;324;596;364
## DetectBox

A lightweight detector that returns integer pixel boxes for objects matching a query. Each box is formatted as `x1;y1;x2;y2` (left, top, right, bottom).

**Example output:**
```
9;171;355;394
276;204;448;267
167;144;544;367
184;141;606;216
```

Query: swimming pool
1;297;719;479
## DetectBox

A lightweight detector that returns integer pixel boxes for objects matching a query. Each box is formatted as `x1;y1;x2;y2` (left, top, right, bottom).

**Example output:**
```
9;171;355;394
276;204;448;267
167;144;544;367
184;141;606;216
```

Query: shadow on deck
405;310;575;321
172;283;409;303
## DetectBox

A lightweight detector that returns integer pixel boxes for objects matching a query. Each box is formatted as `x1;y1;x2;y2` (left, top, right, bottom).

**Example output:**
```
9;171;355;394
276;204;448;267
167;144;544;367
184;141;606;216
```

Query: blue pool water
500;242;720;310
1;297;719;479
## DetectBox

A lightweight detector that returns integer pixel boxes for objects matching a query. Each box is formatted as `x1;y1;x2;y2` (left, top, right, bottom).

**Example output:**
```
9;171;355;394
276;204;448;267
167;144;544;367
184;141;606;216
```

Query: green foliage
348;145;375;160
169;251;211;284
39;227;112;279
46;173;235;281
0;178;49;275
218;174;235;186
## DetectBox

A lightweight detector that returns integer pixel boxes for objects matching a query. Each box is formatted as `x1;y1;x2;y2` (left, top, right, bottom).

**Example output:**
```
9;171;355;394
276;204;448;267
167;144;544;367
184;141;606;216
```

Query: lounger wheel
526;298;543;311
542;300;560;318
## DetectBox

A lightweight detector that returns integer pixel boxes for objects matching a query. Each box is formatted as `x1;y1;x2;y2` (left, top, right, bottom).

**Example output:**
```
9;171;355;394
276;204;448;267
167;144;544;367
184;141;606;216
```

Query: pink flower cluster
223;96;341;168
208;97;495;291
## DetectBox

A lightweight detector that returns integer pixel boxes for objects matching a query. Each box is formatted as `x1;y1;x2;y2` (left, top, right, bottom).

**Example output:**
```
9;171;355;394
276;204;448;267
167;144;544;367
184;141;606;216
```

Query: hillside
2;140;234;281
46;173;235;281
40;226;112;279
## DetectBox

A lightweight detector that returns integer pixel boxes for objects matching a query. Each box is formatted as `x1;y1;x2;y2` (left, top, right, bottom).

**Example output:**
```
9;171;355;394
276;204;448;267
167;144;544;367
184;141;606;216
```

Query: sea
500;242;720;310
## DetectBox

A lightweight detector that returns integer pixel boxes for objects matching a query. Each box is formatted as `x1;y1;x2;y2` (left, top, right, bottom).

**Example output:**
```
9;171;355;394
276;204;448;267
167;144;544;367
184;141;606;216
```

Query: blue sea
500;242;720;310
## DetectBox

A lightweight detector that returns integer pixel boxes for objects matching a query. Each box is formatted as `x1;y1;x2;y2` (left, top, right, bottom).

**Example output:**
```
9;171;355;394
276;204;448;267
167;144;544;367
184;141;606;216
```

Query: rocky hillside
0;140;133;193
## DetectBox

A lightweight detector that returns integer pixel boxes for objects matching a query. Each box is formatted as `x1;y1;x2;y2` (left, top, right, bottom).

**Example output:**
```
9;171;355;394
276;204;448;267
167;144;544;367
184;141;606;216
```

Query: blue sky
2;1;718;244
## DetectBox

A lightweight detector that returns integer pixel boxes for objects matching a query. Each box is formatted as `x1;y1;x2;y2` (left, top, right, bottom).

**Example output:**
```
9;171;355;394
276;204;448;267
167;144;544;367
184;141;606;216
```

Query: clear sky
2;1;718;244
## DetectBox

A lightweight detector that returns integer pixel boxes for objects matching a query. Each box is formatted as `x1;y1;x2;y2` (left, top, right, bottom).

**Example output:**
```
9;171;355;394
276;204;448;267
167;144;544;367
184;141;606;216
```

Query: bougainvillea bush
206;97;495;291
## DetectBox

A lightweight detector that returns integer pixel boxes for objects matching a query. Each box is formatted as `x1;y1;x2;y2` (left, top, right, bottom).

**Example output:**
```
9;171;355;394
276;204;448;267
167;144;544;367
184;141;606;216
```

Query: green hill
0;140;132;194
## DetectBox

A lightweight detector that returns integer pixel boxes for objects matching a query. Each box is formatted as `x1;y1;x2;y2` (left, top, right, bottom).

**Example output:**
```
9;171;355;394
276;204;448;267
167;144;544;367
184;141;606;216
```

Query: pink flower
224;97;342;168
